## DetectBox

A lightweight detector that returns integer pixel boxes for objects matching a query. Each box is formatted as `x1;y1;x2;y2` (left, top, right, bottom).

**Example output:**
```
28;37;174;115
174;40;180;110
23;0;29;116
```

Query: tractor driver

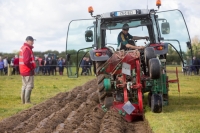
117;23;149;50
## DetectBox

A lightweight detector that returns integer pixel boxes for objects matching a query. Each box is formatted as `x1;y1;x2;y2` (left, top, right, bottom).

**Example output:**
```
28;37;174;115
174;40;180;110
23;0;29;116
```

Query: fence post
7;64;10;76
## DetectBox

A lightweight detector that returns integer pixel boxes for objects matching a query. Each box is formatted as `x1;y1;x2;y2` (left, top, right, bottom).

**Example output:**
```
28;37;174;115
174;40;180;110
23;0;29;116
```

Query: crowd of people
0;55;68;76
0;55;20;75
34;55;67;75
183;56;200;75
2;54;200;77
0;54;94;76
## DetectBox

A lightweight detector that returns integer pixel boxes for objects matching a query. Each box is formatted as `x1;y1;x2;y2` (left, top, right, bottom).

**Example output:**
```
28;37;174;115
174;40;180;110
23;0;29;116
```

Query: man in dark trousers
19;36;36;104
80;57;87;75
193;56;199;75
51;56;57;75
66;54;72;75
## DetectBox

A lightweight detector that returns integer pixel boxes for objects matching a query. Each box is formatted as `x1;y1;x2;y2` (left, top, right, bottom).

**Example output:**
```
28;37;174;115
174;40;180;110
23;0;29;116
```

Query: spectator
19;36;36;104
38;56;42;74
11;57;15;75
41;57;45;74
13;55;19;75
62;58;66;74
66;54;72;75
44;57;51;75
3;57;8;75
85;57;92;75
34;57;40;75
58;57;63;75
0;58;4;75
193;56;199;75
80;57;87;75
51;56;57;75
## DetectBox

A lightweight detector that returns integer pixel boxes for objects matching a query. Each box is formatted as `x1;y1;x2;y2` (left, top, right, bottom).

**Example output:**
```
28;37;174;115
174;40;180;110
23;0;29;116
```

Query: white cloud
0;0;199;53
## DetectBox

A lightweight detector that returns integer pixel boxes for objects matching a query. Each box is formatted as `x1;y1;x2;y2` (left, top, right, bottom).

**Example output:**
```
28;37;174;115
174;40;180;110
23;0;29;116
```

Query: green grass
0;74;95;121
145;67;200;133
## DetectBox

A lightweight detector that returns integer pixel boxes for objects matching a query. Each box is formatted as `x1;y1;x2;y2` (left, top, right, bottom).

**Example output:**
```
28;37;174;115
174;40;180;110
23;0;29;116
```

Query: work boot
25;89;32;104
21;89;25;104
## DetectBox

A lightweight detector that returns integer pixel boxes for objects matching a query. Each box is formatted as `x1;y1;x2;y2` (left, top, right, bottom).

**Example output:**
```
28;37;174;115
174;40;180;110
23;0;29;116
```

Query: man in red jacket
19;36;36;104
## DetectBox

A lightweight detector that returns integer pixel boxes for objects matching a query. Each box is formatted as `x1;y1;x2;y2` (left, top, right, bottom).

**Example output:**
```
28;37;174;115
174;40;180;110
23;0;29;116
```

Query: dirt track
0;79;152;133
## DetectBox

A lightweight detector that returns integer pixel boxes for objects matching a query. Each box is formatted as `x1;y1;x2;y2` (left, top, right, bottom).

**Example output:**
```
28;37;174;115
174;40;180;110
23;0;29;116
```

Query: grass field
0;67;200;132
0;73;95;121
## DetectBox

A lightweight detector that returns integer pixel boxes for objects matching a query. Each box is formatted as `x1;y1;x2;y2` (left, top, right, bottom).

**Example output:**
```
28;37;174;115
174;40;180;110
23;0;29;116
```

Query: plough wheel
147;92;152;107
151;94;162;113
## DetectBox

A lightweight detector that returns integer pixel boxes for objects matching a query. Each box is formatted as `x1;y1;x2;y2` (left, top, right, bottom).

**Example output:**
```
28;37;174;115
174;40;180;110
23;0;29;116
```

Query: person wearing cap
19;36;36;104
117;23;148;50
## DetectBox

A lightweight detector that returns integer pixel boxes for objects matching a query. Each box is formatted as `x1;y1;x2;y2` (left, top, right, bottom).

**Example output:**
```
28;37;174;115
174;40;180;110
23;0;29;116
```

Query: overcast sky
0;0;199;53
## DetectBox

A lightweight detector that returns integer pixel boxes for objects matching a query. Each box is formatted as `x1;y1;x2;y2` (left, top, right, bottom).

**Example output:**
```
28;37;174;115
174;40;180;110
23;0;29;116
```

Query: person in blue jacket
58;57;63;75
80;57;87;75
0;58;4;75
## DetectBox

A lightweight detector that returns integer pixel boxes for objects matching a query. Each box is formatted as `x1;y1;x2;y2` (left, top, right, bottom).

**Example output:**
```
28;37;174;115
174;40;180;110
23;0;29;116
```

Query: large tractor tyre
151;94;163;113
147;92;152;107
96;61;107;104
149;58;161;79
144;47;156;66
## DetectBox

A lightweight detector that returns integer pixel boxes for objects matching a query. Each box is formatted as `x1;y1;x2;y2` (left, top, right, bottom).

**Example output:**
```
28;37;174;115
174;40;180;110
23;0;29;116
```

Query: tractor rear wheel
96;61;108;104
97;74;106;102
144;47;156;66
151;94;162;113
149;58;161;79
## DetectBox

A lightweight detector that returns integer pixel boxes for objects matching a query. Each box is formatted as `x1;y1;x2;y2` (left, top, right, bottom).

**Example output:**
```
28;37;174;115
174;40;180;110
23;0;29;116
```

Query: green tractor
66;4;193;121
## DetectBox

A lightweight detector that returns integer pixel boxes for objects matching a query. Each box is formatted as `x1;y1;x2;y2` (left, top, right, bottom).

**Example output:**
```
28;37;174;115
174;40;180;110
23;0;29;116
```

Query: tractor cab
66;8;192;77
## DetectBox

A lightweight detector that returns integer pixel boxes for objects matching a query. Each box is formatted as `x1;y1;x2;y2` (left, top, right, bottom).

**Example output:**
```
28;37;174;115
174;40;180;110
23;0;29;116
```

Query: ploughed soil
0;79;152;133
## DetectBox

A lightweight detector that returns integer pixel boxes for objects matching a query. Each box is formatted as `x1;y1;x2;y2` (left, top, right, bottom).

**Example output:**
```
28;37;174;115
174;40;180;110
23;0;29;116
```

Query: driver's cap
122;23;129;30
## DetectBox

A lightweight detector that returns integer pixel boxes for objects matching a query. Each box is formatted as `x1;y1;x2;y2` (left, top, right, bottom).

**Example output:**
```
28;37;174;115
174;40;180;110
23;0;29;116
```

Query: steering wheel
128;39;136;46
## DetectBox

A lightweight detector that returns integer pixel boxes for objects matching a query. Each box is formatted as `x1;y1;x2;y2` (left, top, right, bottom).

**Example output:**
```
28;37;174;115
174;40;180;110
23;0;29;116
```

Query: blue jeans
44;66;50;75
35;67;39;74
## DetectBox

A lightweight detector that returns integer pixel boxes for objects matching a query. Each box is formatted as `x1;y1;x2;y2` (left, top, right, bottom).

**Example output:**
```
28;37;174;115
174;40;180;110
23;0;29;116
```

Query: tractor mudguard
149;43;168;55
89;49;112;61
